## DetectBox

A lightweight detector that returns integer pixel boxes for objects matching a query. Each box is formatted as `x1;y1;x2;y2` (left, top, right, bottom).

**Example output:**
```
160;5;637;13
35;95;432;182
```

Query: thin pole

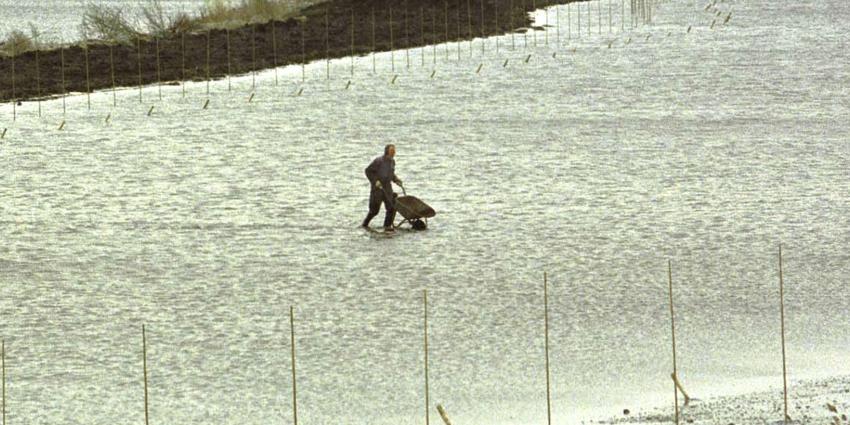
599;0;602;35
60;45;66;116
351;10;355;76
226;29;231;91
2;339;5;425
609;0;613;33
555;5;560;46
424;289;430;425
84;44;91;109
457;4;462;59
668;261;680;425
290;306;299;425
568;2;571;41
206;30;211;96
110;43;117;106
587;0;591;36
544;6;549;46
142;325;150;425
181;33;186;97
137;35;143;103
779;244;789;425
577;1;581;38
432;8;437;66
544;272;552;425
273;21;279;85
372;8;377;73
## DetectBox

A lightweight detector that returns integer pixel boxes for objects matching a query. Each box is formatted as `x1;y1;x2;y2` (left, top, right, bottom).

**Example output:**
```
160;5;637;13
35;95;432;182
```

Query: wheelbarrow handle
398;182;407;196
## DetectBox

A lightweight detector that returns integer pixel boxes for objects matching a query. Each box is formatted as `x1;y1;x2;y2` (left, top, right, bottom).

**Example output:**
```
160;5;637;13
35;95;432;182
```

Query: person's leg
382;192;397;229
362;189;381;227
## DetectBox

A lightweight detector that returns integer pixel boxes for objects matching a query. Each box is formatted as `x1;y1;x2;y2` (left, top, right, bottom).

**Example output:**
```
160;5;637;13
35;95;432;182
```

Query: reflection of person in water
362;144;403;231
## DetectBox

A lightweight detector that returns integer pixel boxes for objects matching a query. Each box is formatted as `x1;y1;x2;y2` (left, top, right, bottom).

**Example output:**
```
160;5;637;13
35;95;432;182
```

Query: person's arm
365;158;380;186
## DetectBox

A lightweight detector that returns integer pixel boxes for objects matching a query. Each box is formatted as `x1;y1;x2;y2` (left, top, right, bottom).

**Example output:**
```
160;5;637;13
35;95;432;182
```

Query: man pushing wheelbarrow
362;144;435;232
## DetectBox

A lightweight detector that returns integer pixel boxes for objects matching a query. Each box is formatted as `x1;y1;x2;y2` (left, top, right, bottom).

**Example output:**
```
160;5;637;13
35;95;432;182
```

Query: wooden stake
436;404;452;425
424;289;430;425
544;272;552;425
84;44;91;110
1;339;5;425
668;261;680;425
137;36;143;103
142;325;150;425
779;244;789;425
290;306;299;425
372;8;377;73
351;10;356;76
226;29;232;91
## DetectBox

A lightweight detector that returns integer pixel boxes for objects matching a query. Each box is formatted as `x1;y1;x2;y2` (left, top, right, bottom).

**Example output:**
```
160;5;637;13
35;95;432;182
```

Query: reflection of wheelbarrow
394;185;436;230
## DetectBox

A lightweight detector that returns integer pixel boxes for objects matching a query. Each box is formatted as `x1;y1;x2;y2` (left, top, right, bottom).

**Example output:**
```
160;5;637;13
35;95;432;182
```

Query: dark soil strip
0;0;581;102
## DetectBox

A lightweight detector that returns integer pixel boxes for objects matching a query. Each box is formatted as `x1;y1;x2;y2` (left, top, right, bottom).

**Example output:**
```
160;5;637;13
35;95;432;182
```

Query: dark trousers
363;188;396;228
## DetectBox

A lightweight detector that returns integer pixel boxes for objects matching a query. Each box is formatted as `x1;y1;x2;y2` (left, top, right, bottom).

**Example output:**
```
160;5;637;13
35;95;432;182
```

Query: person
362;144;403;231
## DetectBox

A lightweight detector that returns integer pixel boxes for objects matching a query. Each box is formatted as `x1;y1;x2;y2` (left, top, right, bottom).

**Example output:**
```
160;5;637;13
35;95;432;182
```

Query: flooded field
1;0;849;424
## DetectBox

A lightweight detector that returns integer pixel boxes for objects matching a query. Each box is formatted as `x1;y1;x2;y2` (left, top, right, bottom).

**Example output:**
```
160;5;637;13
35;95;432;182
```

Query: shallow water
1;0;849;424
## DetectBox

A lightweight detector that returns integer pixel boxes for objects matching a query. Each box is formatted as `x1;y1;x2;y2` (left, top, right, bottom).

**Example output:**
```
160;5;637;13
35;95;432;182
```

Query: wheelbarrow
394;184;436;230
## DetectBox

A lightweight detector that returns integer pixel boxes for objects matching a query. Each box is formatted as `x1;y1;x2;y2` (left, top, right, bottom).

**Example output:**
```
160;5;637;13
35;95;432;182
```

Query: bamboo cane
290;306;299;425
532;0;537;46
444;1;450;60
372;8;377;73
421;7;425;67
424;289;430;425
156;37;162;101
301;23;306;83
480;0;486;52
351;10;355;76
510;0;516;49
35;41;41;117
390;6;395;72
544;272;552;425
668;261;680;425
10;45;15;121
779;244;789;425
142;325;150;425
1;339;5;425
405;1;410;70
325;11;330;80
466;0;472;55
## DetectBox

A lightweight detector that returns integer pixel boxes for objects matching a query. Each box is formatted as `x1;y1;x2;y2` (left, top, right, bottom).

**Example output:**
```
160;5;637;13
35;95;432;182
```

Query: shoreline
0;0;579;103
599;375;850;424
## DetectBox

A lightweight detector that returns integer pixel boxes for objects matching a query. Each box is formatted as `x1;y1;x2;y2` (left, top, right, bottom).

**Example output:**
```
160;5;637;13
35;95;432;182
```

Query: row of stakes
0;0;733;139
0;246;792;425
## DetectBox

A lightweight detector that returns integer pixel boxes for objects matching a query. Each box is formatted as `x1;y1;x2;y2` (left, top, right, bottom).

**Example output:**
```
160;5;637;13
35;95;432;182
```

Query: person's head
384;144;396;158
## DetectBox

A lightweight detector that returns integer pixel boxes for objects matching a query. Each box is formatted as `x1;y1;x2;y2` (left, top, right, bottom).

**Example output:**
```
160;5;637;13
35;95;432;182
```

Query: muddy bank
0;0;579;103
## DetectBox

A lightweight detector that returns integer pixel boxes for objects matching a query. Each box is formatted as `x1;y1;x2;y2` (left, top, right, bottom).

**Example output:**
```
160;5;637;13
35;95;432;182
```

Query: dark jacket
365;155;401;196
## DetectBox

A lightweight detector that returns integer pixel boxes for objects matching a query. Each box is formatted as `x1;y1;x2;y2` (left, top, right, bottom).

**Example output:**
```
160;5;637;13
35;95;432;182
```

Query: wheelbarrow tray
395;196;436;220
